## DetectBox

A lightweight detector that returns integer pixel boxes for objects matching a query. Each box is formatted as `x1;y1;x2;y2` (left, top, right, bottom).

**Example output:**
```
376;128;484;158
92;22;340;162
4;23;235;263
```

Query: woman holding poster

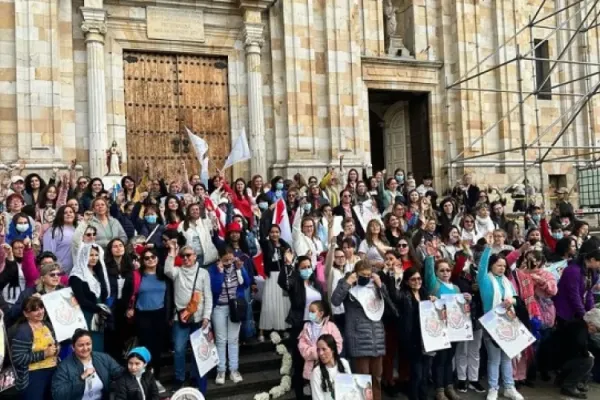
423;243;468;400
477;247;524;400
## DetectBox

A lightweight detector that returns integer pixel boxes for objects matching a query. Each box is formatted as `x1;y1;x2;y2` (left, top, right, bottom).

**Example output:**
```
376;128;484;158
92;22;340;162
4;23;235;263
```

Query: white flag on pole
222;128;251;170
201;156;209;188
185;126;209;161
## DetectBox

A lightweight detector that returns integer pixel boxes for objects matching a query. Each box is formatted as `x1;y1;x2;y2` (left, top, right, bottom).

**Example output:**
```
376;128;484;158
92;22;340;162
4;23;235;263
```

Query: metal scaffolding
445;0;600;204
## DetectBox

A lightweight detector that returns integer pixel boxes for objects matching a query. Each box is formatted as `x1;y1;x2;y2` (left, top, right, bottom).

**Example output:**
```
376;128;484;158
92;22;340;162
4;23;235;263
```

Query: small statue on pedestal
106;141;122;176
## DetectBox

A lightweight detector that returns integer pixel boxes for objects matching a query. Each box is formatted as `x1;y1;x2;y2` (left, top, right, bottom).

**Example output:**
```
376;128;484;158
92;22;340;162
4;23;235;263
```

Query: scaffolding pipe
530;16;546;205
548;70;600;90
532;0;583;25
447;58;516;89
522;57;600;67
516;48;530;206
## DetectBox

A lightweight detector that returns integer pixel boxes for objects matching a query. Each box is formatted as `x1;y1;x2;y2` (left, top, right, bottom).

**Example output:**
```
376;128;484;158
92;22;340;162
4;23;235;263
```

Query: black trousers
408;352;432;400
289;325;306;400
136;308;167;379
433;346;455;389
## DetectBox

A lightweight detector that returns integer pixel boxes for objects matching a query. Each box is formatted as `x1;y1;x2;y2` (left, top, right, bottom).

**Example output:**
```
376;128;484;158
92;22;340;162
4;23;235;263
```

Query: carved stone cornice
238;0;276;12
81;20;107;35
243;22;264;49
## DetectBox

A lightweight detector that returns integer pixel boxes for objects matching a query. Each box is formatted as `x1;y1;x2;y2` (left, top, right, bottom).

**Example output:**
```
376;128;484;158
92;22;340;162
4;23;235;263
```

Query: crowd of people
0;156;599;400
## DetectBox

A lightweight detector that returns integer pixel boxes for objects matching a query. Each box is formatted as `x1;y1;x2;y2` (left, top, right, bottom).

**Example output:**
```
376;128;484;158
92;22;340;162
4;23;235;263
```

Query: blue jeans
172;321;207;393
484;336;515;390
212;305;241;373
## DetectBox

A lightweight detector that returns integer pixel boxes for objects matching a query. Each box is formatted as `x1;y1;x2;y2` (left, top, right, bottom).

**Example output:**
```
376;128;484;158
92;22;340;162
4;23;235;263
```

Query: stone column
243;19;267;177
81;7;108;177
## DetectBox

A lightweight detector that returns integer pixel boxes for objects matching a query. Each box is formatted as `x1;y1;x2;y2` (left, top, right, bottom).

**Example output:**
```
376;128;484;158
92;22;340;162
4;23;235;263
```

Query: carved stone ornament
81;20;107;36
243;23;264;48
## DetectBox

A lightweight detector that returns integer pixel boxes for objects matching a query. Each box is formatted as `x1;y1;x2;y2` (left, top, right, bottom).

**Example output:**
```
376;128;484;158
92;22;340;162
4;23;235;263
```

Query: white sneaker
215;371;226;385
486;388;498;400
155;380;166;393
230;370;243;383
503;387;524;400
257;335;265;343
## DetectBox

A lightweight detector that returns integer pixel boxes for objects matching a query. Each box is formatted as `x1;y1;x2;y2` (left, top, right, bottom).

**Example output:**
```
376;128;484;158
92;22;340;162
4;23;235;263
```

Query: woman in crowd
358;220;390;269
9;261;64;324
439;226;461;261
258;224;292;342
331;260;392;400
164;242;212;393
121;176;141;203
51;329;123;400
266;176;286;203
6;213;34;244
82;197;127;249
249;175;265;200
23;173;46;206
132;203;165;250
395;267;431;400
380;177;401;211
104;238;136;362
325;243;351;332
42;205;77;279
11;296;58;400
113;346;160;400
80;178;105;212
178;203;218;266
36;179;68;223
384;214;403;248
0;238;38;307
490;229;514;254
163;195;185;229
474;203;496;237
477;248;524;400
293;202;325;266
423;245;466;400
70;243;111;351
129;248;171;393
309;333;351;400
231;178;255;227
278;255;324;400
209;246;250;384
459;213;481;246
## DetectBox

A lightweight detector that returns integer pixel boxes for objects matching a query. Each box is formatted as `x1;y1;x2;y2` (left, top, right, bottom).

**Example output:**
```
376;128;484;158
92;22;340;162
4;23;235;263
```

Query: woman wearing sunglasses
127;248;172;394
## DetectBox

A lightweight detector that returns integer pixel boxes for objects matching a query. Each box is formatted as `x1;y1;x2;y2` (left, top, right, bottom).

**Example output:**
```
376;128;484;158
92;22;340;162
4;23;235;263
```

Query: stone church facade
0;0;598;194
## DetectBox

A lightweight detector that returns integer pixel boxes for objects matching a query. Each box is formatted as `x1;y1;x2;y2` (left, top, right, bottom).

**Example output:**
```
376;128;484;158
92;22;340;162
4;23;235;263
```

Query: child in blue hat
113;346;159;400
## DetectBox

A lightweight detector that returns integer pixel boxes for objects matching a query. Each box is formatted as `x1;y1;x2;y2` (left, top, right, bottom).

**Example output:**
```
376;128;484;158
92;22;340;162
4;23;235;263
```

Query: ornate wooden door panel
177;55;230;176
123;52;230;181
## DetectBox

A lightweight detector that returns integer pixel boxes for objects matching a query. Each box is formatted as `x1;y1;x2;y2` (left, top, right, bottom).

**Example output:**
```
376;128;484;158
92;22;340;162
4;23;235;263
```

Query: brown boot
445;385;462;400
435;388;449;400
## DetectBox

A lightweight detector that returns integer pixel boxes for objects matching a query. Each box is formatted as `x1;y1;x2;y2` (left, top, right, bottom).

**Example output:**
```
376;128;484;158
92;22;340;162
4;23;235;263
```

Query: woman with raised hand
42;205;77;279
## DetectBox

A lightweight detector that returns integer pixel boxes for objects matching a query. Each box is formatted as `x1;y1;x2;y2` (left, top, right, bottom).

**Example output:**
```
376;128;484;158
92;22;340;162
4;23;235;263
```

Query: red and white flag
273;199;293;244
203;196;226;240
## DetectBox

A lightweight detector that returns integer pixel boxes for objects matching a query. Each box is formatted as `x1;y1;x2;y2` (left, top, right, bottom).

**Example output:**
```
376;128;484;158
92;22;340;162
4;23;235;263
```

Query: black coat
394;288;426;357
277;268;324;328
260;239;291;276
113;371;160;400
538;318;590;373
333;204;365;239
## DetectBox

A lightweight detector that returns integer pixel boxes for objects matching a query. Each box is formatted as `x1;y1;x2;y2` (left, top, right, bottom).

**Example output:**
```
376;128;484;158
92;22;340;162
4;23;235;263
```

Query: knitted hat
128;346;151;364
226;222;242;233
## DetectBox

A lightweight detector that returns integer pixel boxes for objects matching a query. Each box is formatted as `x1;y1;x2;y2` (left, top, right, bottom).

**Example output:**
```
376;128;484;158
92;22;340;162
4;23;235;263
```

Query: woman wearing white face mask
113;346;160;400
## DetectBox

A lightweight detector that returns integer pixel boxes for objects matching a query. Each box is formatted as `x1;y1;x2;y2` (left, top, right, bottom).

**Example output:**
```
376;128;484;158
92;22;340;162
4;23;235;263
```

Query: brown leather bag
178;266;201;324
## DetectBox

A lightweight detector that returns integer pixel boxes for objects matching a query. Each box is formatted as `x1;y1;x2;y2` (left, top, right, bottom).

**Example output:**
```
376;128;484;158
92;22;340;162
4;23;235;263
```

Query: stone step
206;370;288;399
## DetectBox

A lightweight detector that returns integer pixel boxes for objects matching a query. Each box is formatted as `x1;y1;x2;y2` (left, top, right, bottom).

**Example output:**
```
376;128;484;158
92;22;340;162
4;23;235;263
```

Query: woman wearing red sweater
231;179;255;227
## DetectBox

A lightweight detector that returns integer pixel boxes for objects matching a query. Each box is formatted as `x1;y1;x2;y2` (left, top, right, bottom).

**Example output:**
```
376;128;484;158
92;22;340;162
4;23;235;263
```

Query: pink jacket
297;318;343;379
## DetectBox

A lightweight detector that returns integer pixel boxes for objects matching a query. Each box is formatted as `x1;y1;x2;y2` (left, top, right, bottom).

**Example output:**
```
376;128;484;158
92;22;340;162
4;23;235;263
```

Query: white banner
479;306;536;359
42;288;88;342
223;128;251;170
441;294;473;342
190;327;219;377
419;300;451;353
334;373;372;400
185;126;209;161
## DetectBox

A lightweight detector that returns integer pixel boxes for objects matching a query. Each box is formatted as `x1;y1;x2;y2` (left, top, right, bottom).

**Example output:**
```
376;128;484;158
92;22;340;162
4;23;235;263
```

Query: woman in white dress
258;225;292;341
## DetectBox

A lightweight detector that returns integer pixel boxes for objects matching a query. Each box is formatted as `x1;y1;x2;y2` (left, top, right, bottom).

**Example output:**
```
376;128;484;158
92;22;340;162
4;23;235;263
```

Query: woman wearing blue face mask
133;205;165;251
331;260;395;400
6;213;33;245
266;176;287;204
278;255;325;400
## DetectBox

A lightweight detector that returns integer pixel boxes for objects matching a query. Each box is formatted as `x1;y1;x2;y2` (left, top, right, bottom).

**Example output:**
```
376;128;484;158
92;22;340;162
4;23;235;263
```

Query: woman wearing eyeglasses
42;205;77;280
71;219;98;263
459;215;482;246
423;243;469;400
128;248;172;394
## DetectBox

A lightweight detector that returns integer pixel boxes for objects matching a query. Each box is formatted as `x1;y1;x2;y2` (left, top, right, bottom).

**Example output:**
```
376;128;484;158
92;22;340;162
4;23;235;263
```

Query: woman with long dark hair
80;178;105;212
162;195;185;230
23;173;46;206
121;176;140;203
128;248;171;394
358;220;390;269
104;238;136;361
35;178;68;224
42;205;77;280
309;333;351;400
231;178;255;227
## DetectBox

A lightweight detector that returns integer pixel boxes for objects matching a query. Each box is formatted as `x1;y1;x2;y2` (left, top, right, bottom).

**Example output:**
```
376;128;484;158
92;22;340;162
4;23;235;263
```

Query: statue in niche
384;0;397;51
106;141;122;176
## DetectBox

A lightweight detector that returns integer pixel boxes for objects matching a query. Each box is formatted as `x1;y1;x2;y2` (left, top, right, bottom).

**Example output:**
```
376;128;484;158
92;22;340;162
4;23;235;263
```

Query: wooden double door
123;52;231;180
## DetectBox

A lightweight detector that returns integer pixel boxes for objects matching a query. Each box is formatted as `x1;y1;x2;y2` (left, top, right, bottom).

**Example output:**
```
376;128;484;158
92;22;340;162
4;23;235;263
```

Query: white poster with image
334;373;373;400
441;294;473;342
190;327;219;377
419;300;451;353
42;288;88;342
353;200;382;232
479;306;536;359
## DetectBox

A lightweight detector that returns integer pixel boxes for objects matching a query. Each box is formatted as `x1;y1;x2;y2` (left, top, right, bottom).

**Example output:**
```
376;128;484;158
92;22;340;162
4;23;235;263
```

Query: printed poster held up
42;288;88;342
334;373;373;400
479;306;536;359
190;327;219;377
419;300;451;353
441;294;473;342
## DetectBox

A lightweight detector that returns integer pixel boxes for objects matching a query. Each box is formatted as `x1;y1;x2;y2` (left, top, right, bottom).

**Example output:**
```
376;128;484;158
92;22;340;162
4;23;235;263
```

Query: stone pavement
383;382;600;399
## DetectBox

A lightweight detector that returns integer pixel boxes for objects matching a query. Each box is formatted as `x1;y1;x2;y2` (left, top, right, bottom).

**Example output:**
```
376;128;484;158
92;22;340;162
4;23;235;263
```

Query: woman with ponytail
309;333;351;400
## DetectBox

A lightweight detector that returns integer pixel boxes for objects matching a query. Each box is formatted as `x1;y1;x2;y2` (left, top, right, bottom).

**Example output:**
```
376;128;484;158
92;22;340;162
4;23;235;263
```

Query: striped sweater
11;321;56;391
